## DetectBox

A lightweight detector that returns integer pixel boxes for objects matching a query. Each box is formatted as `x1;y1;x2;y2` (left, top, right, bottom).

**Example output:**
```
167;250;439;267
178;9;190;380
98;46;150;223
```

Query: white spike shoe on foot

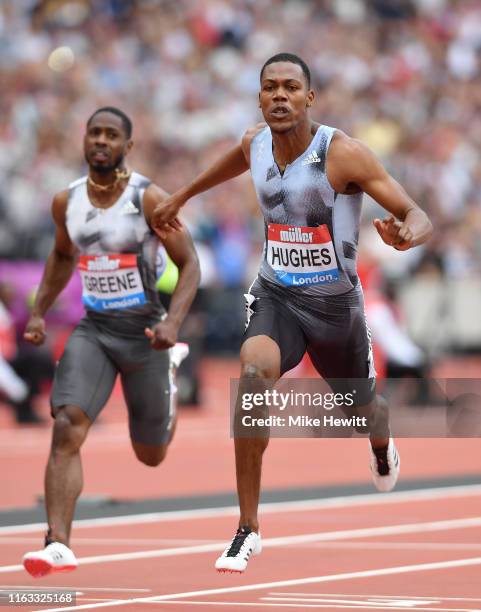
370;437;400;492
23;542;78;578
215;527;262;573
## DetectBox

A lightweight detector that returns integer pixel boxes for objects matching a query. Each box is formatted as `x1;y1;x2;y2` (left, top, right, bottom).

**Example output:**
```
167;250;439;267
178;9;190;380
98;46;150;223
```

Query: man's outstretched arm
152;123;266;228
329;134;433;250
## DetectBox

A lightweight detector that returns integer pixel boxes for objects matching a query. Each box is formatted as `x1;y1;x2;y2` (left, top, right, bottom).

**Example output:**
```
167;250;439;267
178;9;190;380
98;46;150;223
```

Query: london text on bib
267;224;339;286
78;254;146;311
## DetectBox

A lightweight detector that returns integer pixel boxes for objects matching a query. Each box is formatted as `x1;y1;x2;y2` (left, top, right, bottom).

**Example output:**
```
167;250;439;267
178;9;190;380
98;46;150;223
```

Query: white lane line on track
263;596;441;606
34;555;481;611
2;483;481;535
269;593;481;602
300;542;481;551
0;537;219;546
119;602;477;611
5;538;481;551
71;601;119;604
0;586;151;593
2;514;481;575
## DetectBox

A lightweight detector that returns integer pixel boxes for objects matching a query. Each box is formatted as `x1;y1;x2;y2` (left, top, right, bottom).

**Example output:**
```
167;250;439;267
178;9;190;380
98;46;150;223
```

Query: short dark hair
87;106;133;138
260;53;311;88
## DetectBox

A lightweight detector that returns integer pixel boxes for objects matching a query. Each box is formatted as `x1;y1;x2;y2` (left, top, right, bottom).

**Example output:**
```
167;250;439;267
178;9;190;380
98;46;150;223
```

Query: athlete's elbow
53;248;75;264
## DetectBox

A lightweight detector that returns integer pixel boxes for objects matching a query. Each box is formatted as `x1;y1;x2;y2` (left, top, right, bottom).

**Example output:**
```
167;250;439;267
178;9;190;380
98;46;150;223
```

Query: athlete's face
84;112;132;173
259;62;314;133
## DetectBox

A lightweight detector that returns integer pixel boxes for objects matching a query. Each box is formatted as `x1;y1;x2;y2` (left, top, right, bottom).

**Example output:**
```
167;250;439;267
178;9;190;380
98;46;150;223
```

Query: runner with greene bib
21;107;199;577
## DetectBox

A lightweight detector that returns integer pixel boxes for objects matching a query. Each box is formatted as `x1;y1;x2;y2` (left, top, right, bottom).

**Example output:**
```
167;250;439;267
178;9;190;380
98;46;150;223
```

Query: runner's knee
133;443;168;467
236;363;274;425
51;407;90;455
240;336;281;380
241;361;277;380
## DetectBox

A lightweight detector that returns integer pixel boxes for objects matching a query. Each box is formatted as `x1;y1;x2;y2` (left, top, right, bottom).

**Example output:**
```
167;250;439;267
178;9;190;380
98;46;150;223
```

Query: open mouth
270;106;290;119
91;151;109;162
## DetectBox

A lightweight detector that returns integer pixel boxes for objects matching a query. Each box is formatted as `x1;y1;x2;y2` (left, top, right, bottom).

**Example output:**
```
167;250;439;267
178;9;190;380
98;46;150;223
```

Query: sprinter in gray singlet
152;54;433;573
21;107;200;578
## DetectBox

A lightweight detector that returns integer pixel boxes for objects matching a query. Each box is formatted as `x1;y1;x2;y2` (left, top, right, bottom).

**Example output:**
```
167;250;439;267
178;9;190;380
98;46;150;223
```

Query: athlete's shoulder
51;190;69;225
327;130;379;192
243;123;268;146
329;129;367;158
142;182;170;225
143;181;169;202
241;123;268;163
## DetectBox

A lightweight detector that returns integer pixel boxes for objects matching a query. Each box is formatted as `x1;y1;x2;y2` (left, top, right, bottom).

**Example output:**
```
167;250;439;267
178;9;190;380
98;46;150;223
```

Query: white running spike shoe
23;542;78;578
169;342;189;369
370;437;400;492
215;527;262;573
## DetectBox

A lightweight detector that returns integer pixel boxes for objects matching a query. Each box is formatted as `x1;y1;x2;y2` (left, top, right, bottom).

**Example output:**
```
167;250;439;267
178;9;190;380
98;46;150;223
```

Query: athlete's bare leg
357;395;390;449
45;406;92;546
235;335;281;533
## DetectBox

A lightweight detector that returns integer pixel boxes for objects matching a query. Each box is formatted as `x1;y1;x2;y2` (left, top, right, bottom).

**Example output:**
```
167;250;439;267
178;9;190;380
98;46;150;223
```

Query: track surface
1;357;481;610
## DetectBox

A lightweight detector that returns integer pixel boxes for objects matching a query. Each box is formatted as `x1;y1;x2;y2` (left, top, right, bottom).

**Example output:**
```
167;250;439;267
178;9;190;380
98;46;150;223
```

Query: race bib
267;223;339;287
78;254;146;311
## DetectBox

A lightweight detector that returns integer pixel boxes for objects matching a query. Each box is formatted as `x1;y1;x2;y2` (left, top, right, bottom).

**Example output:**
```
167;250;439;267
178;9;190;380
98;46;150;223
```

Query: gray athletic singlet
66;172;164;327
250;125;362;299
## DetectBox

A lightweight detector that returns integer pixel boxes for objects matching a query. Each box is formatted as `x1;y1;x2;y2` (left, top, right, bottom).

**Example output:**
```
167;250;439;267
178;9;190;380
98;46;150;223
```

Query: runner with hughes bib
152;53;433;574
21;107;200;578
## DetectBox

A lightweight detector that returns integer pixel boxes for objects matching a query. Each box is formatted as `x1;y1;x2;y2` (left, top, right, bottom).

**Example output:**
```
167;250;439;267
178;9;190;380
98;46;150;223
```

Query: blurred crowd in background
1;0;481;420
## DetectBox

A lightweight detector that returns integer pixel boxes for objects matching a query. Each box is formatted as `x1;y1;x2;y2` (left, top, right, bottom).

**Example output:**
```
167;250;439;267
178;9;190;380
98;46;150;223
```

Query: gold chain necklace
87;168;131;192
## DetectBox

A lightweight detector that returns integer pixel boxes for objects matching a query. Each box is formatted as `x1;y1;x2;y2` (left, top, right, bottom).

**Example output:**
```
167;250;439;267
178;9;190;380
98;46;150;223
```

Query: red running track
2;358;481;509
1;486;481;611
1;357;481;610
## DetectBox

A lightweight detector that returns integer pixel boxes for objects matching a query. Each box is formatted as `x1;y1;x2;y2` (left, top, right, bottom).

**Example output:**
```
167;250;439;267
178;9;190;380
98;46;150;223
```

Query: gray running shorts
51;317;174;445
243;277;376;407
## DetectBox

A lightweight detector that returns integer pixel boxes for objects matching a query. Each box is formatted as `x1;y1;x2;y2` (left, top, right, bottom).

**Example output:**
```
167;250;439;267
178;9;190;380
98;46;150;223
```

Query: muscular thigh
114;338;174;446
306;307;373;378
243;279;306;375
51;318;117;421
303;304;376;405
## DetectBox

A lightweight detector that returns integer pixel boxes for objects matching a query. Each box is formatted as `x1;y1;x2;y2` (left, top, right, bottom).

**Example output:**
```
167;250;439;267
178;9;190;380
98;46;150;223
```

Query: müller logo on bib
85;255;121;272
279;227;314;243
267;223;339;287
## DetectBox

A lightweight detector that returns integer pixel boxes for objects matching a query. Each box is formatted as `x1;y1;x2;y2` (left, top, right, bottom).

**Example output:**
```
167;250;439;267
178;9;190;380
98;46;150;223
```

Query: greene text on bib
267;224;339;287
78;254;146;311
